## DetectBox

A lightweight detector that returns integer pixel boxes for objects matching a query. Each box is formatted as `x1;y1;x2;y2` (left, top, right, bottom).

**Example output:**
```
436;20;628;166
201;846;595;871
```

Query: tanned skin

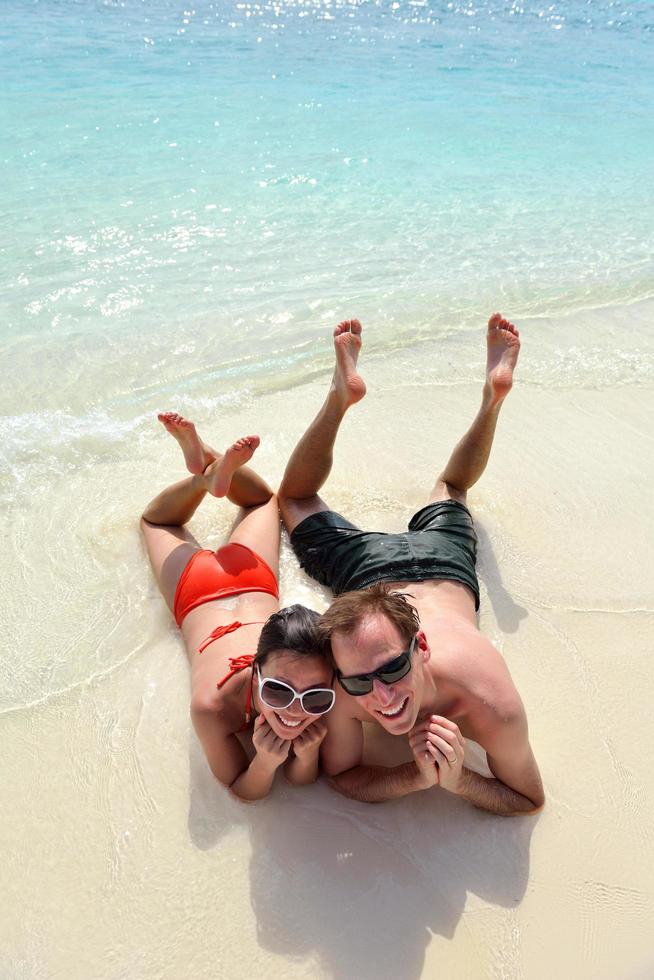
278;316;544;816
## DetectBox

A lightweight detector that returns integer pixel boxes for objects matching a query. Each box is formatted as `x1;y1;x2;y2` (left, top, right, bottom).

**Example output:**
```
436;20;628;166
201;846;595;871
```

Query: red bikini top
199;620;264;726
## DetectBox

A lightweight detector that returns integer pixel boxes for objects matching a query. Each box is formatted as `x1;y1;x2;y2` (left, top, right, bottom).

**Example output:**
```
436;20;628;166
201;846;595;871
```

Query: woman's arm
191;706;289;802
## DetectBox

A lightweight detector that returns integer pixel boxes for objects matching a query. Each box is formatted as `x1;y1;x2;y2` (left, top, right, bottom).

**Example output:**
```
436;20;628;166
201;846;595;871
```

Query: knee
278;494;324;535
430;478;467;505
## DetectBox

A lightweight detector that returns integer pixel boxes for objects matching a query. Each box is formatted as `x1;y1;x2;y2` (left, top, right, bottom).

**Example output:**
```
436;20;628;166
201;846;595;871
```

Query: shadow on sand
188;729;536;979
475;518;528;634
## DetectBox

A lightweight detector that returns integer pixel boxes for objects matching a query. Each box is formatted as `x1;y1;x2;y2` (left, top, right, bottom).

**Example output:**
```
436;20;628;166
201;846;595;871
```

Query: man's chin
373;696;414;733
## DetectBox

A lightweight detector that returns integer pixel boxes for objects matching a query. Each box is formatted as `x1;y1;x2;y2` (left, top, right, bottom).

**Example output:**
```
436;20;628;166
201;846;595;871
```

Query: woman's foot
157;412;213;474
203;435;261;497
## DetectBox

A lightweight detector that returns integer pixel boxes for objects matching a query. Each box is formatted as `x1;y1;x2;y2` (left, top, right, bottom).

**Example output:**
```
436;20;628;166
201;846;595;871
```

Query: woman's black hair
254;604;327;669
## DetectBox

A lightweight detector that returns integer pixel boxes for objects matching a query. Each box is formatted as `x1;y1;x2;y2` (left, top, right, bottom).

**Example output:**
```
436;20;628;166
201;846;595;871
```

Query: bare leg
228;496;281;577
152;414;272;518
431;313;520;501
141;421;276;609
278;319;366;532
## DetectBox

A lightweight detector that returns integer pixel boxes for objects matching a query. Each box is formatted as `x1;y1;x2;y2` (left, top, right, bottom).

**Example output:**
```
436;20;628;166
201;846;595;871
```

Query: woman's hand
252;714;291;770
284;720;327;786
292;720;327;760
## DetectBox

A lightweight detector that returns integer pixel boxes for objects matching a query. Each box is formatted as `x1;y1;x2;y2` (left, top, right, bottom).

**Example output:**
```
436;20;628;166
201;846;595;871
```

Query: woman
141;412;334;801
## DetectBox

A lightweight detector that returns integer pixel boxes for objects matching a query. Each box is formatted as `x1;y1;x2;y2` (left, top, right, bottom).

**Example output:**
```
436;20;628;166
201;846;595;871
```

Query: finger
427;732;458;762
430;717;465;751
428;725;458;751
255;713;266;728
409;729;431;748
430;715;460;734
427;743;449;769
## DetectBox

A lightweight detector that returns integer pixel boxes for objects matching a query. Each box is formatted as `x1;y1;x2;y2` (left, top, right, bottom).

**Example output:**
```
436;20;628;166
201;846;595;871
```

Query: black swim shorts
290;499;480;609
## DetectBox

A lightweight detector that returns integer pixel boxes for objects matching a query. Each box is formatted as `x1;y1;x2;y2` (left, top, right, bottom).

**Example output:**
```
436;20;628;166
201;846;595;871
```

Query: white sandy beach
2;302;654;979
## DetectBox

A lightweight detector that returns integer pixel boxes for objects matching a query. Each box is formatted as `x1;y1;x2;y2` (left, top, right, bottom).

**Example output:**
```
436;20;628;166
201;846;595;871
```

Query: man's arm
323;707;544;811
321;705;434;803
423;705;544;815
329;761;432;802
466;703;544;814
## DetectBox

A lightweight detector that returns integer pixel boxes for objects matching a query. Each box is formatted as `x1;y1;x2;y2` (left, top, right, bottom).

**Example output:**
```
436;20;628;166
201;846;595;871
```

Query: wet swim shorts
173;542;279;626
290;500;480;609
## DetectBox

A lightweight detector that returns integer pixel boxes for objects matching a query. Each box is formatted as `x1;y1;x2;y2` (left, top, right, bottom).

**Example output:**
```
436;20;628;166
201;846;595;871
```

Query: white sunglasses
256;666;335;715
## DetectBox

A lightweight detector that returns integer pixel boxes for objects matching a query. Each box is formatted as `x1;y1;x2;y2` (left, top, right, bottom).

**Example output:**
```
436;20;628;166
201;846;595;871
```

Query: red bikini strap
215;652;257;725
198;620;263;655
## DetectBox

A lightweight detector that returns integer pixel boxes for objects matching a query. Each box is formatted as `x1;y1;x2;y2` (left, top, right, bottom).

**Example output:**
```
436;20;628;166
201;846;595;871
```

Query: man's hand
409;714;466;793
292;720;327;760
252;715;291;770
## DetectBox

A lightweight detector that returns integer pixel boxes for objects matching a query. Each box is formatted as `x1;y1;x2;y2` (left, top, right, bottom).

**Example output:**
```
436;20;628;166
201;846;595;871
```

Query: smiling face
255;651;334;739
331;614;430;735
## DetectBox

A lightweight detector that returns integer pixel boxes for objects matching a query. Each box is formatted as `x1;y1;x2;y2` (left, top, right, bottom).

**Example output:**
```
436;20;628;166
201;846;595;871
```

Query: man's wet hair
318;583;421;655
255;604;327;668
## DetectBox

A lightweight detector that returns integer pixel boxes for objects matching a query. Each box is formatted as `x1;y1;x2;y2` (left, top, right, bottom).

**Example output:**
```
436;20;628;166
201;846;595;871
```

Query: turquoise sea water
1;0;653;497
4;0;654;338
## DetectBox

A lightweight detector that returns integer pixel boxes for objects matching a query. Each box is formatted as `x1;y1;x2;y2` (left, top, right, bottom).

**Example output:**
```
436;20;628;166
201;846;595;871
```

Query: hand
424;715;466;793
252;715;291;770
291;720;327;761
408;717;439;789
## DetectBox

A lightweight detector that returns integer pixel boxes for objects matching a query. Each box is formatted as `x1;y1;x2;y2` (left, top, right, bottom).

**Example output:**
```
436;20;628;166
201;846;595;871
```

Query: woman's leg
141;517;202;612
142;414;276;609
158;412;272;507
227;495;281;578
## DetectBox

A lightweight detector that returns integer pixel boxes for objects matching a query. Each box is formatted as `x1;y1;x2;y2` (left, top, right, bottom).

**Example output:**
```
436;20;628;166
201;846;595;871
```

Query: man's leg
278;319;366;533
431;313;520;502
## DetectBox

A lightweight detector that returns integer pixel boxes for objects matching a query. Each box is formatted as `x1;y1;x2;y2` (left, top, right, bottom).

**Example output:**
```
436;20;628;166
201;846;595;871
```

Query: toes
488;312;502;329
334;319;361;336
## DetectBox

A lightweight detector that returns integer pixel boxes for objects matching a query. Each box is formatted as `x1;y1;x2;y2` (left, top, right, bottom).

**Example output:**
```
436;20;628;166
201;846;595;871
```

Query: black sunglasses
337;635;417;696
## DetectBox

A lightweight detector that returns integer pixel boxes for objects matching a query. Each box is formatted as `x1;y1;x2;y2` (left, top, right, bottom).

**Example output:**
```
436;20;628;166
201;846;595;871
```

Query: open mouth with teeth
273;712;304;732
377;697;409;721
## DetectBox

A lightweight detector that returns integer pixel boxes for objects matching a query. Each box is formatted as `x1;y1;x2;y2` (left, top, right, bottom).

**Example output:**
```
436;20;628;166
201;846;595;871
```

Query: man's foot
203;435;260;498
330;319;367;409
158;412;213;474
485;313;520;404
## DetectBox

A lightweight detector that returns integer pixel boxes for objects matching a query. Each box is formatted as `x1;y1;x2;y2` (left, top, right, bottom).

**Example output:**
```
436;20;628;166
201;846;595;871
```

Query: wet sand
2;304;653;979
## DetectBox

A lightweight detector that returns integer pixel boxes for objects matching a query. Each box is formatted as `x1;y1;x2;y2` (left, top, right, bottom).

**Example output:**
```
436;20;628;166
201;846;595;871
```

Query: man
278;315;544;815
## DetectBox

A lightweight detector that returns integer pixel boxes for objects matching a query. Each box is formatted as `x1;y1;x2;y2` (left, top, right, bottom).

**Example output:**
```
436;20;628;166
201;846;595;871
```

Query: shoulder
429;623;526;731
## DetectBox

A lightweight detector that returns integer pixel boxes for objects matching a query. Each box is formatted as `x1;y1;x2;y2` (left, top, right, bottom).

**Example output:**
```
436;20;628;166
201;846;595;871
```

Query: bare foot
203;435;260;497
485;312;520;404
330;319;367;408
157;412;213;474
